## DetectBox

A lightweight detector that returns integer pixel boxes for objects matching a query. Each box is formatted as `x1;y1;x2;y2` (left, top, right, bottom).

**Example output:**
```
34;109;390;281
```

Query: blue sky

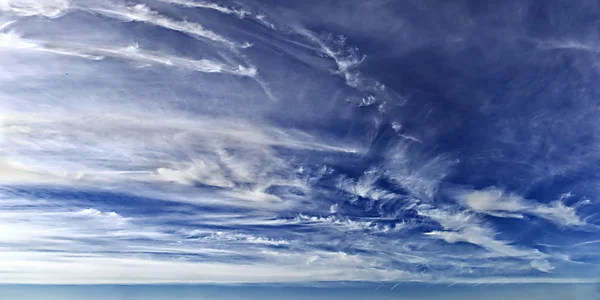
1;0;600;298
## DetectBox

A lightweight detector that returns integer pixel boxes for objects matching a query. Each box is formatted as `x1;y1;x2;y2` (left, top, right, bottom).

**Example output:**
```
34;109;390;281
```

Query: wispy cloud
0;29;254;75
384;142;456;201
88;4;238;48
454;187;586;226
0;112;355;209
417;205;554;272
294;214;407;233
156;0;250;18
303;32;367;89
0;0;70;18
0;191;416;284
337;169;397;202
0;250;412;284
185;229;290;246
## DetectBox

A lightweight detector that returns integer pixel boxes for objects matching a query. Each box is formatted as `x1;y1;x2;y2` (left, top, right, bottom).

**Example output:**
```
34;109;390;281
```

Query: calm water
0;283;598;300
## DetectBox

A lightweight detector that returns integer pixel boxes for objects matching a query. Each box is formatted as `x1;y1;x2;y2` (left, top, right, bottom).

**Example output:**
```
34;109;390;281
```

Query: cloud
530;259;555;273
535;39;598;52
88;4;238;48
435;277;599;285
0;192;418;284
0;250;413;284
256;14;276;30
337;168;397;202
0;202;165;246
454;187;585;226
0;159;67;184
0;31;254;75
0;112;354;209
384;142;456;201
155;0;278;34
424;229;543;259
156;0;250;18
186;230;290;246
154;160;235;188
294;214;407;233
300;31;368;89
329;203;338;213
417;205;553;272
0;0;70;18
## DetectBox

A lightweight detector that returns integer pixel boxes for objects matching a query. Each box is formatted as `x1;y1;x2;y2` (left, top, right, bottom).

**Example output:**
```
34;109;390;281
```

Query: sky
1;0;600;299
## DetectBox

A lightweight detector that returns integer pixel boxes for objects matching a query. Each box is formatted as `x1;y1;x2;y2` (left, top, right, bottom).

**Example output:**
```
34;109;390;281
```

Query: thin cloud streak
0;30;254;75
87;4;239;48
156;0;250;18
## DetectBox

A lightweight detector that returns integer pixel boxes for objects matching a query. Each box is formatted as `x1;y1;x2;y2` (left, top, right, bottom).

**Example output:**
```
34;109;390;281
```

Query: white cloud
359;94;377;107
417;205;552;272
256;14;276;30
0;30;254;76
0;204;165;246
329;204;338;213
390;121;421;142
0;194;418;284
435;277;599;284
424;230;543;259
385;142;456;201
530;259;555;273
337;169;396;202
0;112;353;208
294;214;406;233
455;187;585;226
0;30;104;59
154;160;234;188
88;4;238;48
157;0;250;18
0;0;69;18
459;188;526;214
0;159;63;184
0;250;416;284
186;230;290;246
535;39;597;52
306;255;319;265
301;31;366;89
298;30;394;97
398;134;422;143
